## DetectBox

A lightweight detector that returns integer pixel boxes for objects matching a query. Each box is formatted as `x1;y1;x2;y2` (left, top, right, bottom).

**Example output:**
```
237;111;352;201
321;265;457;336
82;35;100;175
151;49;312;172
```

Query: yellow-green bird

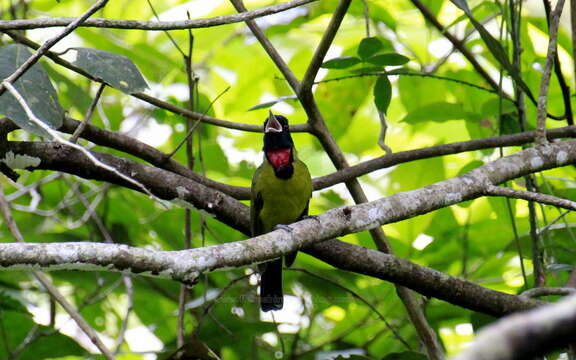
251;111;312;311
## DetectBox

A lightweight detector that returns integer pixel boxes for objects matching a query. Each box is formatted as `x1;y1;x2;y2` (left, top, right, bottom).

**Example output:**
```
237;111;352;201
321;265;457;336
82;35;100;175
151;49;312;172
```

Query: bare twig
535;0;566;144
485;185;576;211
0;0;109;96
70;83;106;144
520;287;576;299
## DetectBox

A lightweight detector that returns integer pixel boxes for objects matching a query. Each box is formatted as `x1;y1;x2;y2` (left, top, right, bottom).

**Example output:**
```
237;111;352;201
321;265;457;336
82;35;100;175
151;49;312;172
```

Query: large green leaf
72;48;148;94
0;44;64;136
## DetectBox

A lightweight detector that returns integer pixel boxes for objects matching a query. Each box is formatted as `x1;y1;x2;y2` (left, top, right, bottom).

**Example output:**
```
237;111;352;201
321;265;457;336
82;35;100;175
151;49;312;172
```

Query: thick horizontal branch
452;294;576;360
0;0;316;30
2;139;575;316
0;239;540;317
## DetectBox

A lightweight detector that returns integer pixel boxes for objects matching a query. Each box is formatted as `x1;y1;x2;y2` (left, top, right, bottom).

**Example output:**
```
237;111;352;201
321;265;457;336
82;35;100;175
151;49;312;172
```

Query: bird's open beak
265;111;283;133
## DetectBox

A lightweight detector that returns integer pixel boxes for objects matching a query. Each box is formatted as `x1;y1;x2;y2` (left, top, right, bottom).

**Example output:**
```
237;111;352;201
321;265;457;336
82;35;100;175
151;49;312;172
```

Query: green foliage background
0;0;574;359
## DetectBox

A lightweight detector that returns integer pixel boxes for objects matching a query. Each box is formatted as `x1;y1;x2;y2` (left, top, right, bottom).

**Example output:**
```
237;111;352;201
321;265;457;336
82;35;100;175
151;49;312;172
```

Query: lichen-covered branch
1;139;575;316
0;0;316;31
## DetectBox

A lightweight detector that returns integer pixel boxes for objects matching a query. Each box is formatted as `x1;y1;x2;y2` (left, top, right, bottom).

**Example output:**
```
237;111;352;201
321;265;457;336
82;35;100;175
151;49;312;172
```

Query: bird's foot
274;224;293;233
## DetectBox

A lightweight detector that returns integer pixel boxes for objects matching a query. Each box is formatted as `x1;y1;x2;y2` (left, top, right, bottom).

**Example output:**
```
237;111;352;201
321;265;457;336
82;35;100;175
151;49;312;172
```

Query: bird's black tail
260;258;283;311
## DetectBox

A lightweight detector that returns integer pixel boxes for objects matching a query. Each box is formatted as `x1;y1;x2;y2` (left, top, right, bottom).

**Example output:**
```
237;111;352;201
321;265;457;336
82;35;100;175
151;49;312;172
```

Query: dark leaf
0;44;64;136
321;56;362;69
373;75;392;114
357;37;383;60
72;48;148;94
366;53;410;66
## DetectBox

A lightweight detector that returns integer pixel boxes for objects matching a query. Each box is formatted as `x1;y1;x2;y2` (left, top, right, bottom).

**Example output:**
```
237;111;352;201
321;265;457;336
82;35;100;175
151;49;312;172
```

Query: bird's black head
263;112;294;179
263;112;293;151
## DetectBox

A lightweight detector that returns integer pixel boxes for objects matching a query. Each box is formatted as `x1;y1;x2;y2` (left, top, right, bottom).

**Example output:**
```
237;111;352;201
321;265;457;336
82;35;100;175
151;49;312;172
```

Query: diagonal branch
299;0;352;93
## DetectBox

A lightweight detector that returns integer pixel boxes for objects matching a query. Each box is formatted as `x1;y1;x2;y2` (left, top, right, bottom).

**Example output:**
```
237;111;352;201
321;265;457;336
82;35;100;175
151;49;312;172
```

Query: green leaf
0;44;64;136
357;37;383;60
374;75;392;114
366;53;410;66
402;102;469;123
71;48;148;94
321;56;361;69
248;95;298;111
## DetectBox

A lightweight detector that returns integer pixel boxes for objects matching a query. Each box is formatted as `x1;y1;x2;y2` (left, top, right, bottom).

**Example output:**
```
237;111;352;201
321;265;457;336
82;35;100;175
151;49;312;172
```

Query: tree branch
535;0;566;144
485;184;576;211
4;139;576;317
0;0;316;30
451;294;576;360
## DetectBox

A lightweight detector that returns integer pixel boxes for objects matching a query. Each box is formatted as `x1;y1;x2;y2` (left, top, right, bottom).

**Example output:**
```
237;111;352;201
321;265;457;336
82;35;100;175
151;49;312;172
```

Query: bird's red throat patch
266;148;292;168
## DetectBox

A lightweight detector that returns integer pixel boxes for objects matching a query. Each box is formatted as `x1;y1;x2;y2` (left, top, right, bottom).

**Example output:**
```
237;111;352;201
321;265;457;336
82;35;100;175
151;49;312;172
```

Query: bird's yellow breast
252;158;312;234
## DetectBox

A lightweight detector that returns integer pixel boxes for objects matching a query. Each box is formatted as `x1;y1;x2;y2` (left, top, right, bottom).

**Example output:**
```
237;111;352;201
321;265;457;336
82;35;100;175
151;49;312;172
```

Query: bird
251;111;312;311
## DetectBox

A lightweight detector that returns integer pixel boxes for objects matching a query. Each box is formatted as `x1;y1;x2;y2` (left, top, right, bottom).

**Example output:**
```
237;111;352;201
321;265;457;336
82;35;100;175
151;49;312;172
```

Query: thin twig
167;86;230;159
485;185;576;211
520;287;576;299
0;0;109;96
535;0;566;144
70;83;106;143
